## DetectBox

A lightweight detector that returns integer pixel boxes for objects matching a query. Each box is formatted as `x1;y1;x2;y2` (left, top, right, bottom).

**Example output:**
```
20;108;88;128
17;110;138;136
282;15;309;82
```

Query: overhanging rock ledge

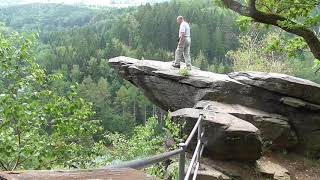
109;56;320;160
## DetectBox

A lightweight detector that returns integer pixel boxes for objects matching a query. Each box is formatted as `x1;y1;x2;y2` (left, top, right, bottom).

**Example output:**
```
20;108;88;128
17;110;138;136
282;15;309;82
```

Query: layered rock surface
109;56;320;160
172;108;262;160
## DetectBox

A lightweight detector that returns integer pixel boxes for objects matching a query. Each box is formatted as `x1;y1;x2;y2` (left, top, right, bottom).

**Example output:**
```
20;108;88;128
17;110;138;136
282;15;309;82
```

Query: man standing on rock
172;16;191;70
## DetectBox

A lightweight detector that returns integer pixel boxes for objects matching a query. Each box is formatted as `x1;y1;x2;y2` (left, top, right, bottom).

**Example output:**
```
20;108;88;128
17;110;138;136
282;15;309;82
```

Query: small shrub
164;112;186;146
105;117;165;162
103;114;186;179
179;67;190;77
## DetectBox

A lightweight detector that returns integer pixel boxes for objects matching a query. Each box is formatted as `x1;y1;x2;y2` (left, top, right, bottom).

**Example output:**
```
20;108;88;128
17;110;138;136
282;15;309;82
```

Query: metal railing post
197;113;203;161
178;143;186;180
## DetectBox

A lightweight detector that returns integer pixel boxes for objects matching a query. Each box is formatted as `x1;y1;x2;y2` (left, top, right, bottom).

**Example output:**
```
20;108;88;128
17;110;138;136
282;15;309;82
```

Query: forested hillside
0;3;95;31
0;0;242;135
1;0;320;177
0;1;241;173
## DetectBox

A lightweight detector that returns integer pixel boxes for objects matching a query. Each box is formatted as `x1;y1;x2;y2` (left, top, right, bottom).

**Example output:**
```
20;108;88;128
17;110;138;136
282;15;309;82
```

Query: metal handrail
178;113;204;180
108;148;184;169
192;162;200;180
108;105;209;180
184;140;201;179
184;115;202;146
183;129;205;180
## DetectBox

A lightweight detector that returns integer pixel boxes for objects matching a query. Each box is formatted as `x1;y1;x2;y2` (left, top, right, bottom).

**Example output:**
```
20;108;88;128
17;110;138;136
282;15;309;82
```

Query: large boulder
256;159;290;180
197;156;291;180
172;108;262;161
109;56;320;158
195;101;298;149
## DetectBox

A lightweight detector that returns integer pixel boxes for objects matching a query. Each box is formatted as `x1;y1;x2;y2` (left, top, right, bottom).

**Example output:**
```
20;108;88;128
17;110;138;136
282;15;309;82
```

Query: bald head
176;16;184;25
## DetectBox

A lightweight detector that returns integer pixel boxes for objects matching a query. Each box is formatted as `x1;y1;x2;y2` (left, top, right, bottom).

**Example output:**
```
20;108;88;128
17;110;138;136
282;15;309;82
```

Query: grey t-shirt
179;21;190;37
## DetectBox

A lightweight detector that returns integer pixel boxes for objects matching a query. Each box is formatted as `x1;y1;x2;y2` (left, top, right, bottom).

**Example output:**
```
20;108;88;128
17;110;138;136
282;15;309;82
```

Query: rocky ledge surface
109;56;320;161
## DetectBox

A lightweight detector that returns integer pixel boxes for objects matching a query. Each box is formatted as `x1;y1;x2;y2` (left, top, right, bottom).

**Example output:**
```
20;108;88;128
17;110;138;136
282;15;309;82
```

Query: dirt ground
265;152;320;180
200;152;320;180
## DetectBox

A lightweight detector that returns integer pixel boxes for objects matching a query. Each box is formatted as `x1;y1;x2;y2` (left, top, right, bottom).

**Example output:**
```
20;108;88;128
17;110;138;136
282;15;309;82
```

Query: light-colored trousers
174;37;191;67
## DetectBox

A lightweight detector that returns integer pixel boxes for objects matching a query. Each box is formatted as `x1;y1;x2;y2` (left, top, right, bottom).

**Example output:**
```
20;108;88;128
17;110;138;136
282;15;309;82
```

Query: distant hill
0;0;169;7
0;3;97;31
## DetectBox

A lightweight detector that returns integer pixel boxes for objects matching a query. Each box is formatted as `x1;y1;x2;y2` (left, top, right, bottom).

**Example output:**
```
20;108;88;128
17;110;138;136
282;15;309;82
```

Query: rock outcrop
109;56;320;160
194;101;298;150
197;156;291;180
172;108;262;160
256;159;290;180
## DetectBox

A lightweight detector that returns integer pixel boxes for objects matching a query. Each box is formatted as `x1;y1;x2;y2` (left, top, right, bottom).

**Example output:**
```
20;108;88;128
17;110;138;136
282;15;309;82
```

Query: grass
179;67;190;77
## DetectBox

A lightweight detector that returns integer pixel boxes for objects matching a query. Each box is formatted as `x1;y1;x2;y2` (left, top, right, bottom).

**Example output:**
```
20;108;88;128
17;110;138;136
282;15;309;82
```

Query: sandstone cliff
109;56;320;162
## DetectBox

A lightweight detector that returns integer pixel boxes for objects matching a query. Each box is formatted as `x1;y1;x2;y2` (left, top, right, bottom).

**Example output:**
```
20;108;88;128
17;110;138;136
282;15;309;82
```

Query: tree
0;1;244;141
226;29;293;74
127;86;139;123
78;76;112;113
105;117;164;162
194;50;209;70
219;0;320;67
70;64;82;82
0;30;103;170
115;86;130;118
103;114;181;178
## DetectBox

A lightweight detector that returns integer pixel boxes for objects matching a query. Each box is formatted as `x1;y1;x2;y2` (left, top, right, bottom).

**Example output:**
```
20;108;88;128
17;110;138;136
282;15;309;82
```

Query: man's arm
179;33;186;48
178;22;186;48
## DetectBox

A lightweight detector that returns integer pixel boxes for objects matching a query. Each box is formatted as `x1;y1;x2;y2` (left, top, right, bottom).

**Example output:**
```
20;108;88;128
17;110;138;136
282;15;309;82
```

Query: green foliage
164;112;186;146
221;0;320;64
254;0;319;23
145;164;166;179
0;3;95;32
194;50;209;71
120;0;239;62
285;37;308;58
2;2;320;175
236;16;252;32
227;29;293;74
179;67;191;77
93;114;185;178
227;25;320;82
101;117;168;177
167;161;179;180
105;117;165;161
0;1;242;135
0;30;103;170
290;54;320;84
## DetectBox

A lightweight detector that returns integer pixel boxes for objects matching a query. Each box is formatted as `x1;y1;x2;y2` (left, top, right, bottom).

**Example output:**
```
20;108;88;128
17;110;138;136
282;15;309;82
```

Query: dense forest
0;0;243;136
1;0;320;178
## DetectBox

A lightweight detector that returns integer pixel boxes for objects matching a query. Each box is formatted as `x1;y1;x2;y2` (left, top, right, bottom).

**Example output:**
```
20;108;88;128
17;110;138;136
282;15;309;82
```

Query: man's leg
183;37;191;69
173;46;184;68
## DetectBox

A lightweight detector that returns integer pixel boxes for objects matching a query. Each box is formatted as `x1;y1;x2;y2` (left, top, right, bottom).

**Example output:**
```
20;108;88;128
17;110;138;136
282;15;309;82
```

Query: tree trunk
133;99;136;122
122;106;125;118
144;104;147;124
152;105;155;117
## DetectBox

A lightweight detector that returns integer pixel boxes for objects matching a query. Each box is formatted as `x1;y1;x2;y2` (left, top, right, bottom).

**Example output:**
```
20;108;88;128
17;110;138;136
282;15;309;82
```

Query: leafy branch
221;0;320;62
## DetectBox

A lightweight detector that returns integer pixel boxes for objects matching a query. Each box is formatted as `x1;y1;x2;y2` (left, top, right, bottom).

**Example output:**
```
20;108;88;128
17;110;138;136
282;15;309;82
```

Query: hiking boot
172;62;180;68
